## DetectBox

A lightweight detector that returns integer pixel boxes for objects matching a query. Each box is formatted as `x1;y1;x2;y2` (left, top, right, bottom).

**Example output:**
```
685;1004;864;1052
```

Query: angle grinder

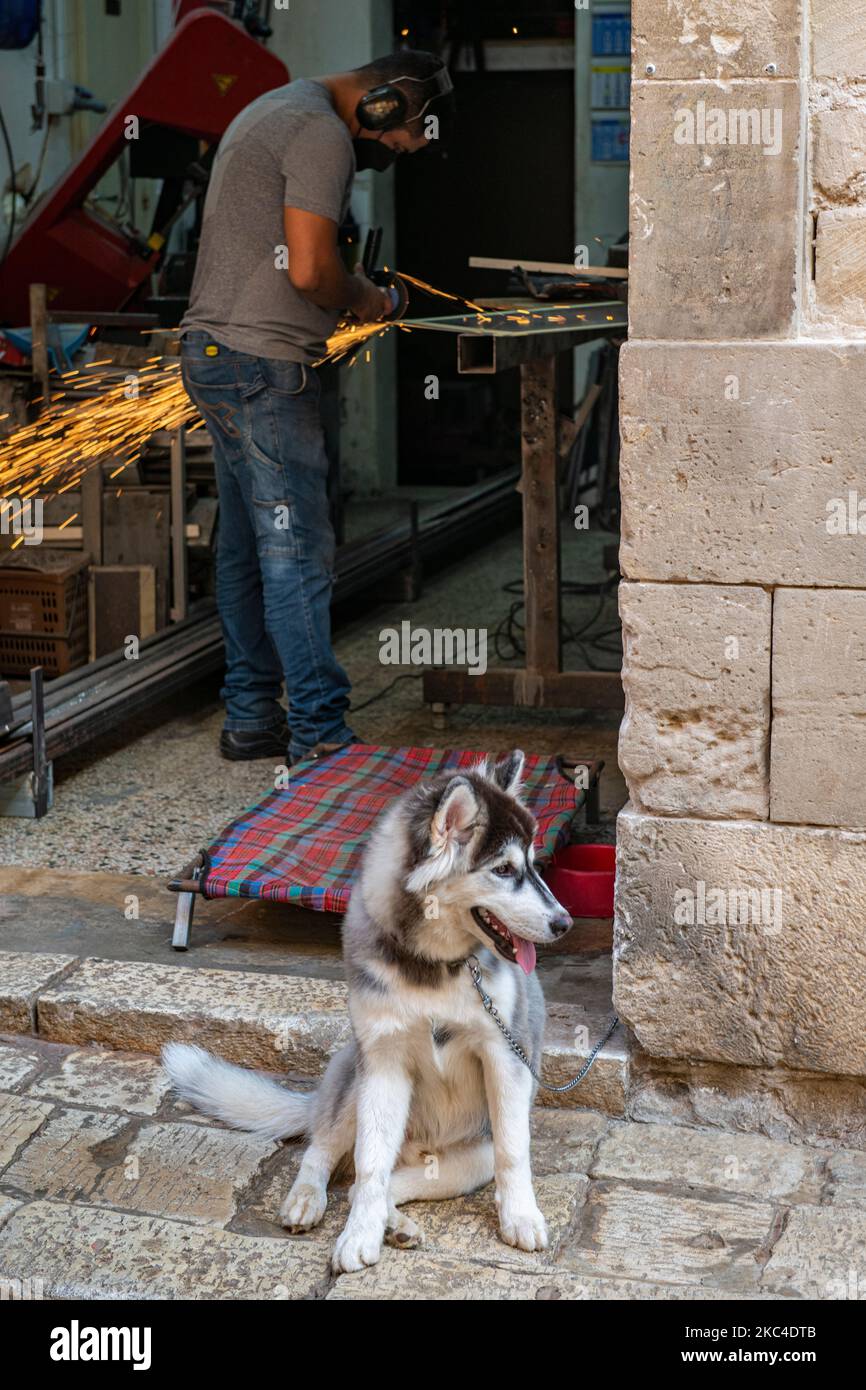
370;268;409;320
361;225;409;320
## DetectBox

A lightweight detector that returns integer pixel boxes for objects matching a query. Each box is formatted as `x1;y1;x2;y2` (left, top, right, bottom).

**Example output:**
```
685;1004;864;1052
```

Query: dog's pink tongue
515;936;536;975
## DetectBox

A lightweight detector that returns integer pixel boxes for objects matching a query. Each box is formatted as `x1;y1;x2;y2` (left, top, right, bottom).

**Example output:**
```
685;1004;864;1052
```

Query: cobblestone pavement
1;1034;864;1301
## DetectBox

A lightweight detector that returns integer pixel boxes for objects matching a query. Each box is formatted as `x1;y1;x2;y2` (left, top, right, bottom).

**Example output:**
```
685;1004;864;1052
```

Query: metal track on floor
0;472;519;782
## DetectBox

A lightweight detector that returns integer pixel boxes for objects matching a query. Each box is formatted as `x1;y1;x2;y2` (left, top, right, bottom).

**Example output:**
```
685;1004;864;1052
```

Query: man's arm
283;206;391;322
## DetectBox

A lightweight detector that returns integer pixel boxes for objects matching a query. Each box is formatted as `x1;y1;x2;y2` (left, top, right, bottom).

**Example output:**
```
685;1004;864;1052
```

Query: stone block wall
615;1;866;1100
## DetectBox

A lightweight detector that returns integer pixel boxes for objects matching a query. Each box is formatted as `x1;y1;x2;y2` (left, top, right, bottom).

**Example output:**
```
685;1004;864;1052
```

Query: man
180;51;454;763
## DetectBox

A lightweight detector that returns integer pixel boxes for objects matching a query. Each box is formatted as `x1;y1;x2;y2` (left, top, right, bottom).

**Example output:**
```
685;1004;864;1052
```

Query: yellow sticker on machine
212;73;238;97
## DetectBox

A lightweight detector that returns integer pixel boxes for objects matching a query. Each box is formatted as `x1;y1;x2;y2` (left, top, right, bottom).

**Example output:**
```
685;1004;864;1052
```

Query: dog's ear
430;776;479;851
406;776;479;894
491;749;525;798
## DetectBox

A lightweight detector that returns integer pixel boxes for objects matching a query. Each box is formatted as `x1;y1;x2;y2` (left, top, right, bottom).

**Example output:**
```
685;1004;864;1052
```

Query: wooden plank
29;283;51;405
521;355;561;676
422;668;623;710
572;381;604;435
170;427;188;622
102;489;171;629
81;468;103;565
558;383;603;459
470;255;628;280
89;565;157;660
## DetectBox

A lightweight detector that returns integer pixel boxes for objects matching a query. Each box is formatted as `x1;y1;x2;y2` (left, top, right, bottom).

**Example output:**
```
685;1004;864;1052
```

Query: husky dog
163;750;572;1274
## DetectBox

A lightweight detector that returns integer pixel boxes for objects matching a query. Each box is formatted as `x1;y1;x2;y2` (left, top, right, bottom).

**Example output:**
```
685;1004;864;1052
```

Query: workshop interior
0;0;628;826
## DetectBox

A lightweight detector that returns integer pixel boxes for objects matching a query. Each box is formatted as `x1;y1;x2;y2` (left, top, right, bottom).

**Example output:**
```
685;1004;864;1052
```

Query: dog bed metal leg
167;853;205;951
586;775;601;826
172;889;195;951
430;702;450;732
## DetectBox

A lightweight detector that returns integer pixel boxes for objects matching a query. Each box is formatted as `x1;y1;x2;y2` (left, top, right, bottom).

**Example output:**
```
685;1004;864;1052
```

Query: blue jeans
180;332;353;761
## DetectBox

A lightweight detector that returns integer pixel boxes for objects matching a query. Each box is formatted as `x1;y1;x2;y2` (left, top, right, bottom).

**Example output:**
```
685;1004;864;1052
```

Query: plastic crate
0;549;89;677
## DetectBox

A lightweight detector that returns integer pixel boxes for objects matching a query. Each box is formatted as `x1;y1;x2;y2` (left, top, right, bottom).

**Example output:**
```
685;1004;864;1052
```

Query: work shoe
291;735;362;766
219;723;288;762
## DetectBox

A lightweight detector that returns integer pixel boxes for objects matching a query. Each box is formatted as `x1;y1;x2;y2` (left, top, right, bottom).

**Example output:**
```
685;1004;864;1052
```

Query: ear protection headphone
356;66;453;132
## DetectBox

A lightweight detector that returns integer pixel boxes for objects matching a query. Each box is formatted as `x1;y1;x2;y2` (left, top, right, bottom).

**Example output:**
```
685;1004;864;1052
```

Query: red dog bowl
544;844;616;918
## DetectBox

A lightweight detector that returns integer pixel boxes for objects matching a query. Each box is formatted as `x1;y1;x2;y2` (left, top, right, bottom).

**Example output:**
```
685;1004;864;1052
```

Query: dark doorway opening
394;64;575;486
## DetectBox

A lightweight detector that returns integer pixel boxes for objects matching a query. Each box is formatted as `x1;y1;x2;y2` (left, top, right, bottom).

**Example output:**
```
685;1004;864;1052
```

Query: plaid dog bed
198;743;580;913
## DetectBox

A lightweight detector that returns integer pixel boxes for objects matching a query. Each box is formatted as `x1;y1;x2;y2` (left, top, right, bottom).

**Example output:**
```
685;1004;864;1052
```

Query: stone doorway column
614;4;866;1097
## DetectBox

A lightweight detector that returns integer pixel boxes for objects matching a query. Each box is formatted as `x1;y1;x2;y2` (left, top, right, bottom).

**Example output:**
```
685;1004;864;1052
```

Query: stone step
1;949;630;1115
0;1199;332;1300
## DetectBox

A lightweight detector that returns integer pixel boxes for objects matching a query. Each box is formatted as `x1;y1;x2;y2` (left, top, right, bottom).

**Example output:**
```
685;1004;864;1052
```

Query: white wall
575;4;630;254
573;3;630;401
0;0;77;248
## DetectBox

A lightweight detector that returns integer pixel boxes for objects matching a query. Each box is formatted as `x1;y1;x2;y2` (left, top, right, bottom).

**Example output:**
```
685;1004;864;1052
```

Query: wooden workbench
418;302;626;717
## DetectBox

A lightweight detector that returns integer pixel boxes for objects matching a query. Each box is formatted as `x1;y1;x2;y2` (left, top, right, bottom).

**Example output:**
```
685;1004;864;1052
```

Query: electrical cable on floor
349;671;424;713
493;573;622;671
0;104;17;269
349;563;620;712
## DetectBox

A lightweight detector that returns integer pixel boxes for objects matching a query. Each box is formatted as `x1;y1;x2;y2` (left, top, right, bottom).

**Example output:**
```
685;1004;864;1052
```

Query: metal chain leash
466;955;620;1094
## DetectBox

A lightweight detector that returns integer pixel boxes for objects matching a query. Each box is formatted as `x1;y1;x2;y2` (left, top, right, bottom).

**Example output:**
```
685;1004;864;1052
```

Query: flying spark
0;270;538;501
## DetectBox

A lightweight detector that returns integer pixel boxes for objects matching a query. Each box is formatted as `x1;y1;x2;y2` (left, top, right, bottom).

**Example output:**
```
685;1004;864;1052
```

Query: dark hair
353;49;456;139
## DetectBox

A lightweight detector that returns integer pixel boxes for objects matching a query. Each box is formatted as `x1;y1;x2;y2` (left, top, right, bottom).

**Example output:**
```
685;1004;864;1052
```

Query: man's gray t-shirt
181;80;355;364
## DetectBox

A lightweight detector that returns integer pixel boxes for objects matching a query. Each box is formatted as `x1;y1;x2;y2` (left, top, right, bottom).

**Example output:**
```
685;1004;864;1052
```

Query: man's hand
349;265;393;323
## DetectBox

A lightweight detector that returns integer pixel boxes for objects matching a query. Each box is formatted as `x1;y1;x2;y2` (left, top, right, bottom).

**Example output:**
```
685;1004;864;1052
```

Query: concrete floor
0;524;626;875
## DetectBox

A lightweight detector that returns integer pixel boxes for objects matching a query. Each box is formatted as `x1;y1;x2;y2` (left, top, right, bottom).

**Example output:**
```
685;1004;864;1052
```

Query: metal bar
6;604;217;722
332;471;519;600
0;473;522;778
6;473;514;733
171;851;204;949
4;615;224;739
47;311;160;328
170;426;188;622
0;622;226;781
0;681;11;737
586;773;601;826
171;890;196;950
148;429;213;448
457;317;624;374
414;301;624;339
422;669;623;710
29;667;50;818
469;255;628;280
168;851;206;893
521;355;560;676
26;621;225;728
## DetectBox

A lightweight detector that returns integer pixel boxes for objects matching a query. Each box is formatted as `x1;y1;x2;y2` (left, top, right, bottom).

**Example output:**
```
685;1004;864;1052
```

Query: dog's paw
331;1223;384;1274
498;1205;548;1253
385;1209;423;1250
280;1182;327;1233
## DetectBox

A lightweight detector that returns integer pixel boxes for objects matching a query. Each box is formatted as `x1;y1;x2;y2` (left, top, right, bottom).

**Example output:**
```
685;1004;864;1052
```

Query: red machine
0;4;288;324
